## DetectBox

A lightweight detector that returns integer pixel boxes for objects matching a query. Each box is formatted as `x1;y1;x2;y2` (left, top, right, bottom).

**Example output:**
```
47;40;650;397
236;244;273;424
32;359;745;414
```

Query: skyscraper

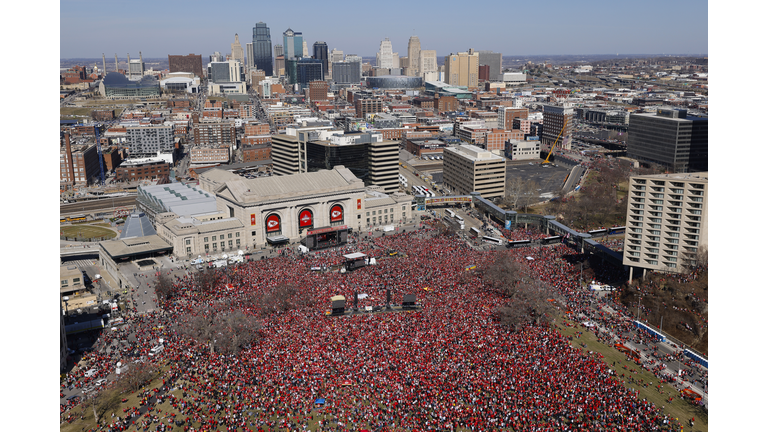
245;43;254;69
313;41;329;79
231;34;244;65
444;50;479;88
377;38;394;69
330;48;343;63
252;22;273;76
407;36;421;76
419;50;437;81
302;41;309;57
627;109;708;173
283;28;304;60
478;51;502;81
274;44;284;58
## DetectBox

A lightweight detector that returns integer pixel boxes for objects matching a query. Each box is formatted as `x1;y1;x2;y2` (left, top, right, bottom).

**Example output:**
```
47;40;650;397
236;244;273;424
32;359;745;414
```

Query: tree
177;305;262;354
483;254;557;330
115;362;160;393
503;176;526;210
154;273;174;302
519;180;540;213
193;268;219;293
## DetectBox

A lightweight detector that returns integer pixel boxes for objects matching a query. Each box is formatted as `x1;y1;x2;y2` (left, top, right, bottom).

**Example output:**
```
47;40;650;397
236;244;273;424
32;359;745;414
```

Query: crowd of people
61;221;702;431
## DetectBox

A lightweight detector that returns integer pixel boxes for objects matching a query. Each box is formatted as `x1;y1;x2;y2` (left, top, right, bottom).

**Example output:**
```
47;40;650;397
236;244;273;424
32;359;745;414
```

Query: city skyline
60;0;708;59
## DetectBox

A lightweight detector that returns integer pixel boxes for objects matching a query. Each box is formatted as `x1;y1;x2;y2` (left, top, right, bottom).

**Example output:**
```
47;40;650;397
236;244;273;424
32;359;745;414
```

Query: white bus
482;236;503;245
445;209;456;218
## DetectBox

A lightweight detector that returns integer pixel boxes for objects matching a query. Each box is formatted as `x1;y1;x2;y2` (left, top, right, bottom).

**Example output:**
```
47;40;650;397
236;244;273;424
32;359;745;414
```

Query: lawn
61;225;117;240
555;318;707;431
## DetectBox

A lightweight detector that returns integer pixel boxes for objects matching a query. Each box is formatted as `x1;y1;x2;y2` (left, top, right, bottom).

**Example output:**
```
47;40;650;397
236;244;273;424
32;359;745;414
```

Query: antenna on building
139;51;143;63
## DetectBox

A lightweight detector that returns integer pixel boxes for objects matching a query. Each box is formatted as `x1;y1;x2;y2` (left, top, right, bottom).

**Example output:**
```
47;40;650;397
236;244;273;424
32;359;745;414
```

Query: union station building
155;166;413;257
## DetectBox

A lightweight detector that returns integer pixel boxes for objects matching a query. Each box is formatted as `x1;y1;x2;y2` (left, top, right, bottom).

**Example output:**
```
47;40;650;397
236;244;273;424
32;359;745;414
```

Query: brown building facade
242;144;272;162
194;119;237;146
168;54;204;78
116;160;170;181
309;81;329;103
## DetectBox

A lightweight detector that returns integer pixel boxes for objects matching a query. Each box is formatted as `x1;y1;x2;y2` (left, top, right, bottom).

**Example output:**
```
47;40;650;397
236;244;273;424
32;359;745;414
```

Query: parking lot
507;161;573;198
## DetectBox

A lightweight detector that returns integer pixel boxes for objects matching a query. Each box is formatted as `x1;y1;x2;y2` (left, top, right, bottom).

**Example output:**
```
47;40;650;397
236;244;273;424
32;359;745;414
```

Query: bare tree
482;253;525;297
520;180;540;213
504;176;526;209
177;305;261;354
115;362;160;393
154;273;174;301
193;268;219;293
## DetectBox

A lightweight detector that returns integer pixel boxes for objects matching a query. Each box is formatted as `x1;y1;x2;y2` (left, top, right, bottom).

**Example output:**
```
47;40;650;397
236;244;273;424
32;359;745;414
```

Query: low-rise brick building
116;159;170;181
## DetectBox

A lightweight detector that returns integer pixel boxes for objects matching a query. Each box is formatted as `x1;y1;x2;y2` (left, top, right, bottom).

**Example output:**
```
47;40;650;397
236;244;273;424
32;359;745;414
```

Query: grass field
61;225;116;240
555;318;707;431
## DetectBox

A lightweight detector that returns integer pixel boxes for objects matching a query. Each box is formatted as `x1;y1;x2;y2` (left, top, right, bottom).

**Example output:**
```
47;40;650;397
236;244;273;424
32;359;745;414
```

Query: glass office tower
252;22;273;76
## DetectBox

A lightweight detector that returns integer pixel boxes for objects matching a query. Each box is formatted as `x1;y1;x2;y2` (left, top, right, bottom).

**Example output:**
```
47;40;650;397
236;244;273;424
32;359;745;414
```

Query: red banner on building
330;204;343;222
357;198;361;210
299;209;313;228
266;214;281;232
250;214;256;226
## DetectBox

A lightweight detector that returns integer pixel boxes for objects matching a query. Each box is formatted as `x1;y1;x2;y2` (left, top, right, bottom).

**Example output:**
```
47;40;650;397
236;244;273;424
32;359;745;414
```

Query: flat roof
100;234;173;259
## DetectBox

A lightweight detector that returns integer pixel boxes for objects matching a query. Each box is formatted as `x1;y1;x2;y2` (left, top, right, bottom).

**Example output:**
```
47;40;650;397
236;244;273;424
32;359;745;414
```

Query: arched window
264;213;281;236
329;204;344;227
298;208;314;231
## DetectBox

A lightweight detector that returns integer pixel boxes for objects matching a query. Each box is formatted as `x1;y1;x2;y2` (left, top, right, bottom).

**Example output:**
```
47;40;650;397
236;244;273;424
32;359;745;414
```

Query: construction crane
94;124;106;186
542;117;568;165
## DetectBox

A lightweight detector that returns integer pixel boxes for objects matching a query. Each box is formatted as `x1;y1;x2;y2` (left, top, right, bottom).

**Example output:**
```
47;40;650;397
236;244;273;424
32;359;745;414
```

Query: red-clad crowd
62;222;689;431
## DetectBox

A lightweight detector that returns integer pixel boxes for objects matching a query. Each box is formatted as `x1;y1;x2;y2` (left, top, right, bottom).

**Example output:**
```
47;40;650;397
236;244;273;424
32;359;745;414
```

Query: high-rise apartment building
406;36;421;76
283;28;304;60
443;51;479;89
377;38;394;69
542;104;574;150
443;144;506;199
623;172;708;279
313;41;329;79
478;51;502;81
252;22;273;76
231;34;244;65
193;119;237;146
168;54;204;78
627;109;708;173
126;125;175;157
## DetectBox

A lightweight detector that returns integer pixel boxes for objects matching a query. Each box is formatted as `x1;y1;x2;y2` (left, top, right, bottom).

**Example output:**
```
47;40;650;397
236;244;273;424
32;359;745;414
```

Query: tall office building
283;28;304;60
127;52;145;80
274;44;284;58
627;109;708;173
419;50;438;81
252;22;273;76
406;36;421;76
286;58;322;89
273;131;399;193
313;41;329;79
376;38;394;69
332;60;362;84
302;41;309;57
623;172;708;278
210;52;224;63
245;43;254;69
443;144;506;199
443;50;479;88
330;48;344;63
231;34;244;65
542;104;574;150
478;51;502;81
208;60;244;83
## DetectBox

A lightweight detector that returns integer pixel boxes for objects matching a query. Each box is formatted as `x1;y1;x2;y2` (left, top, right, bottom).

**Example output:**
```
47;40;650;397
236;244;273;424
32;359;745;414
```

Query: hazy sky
60;0;708;59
